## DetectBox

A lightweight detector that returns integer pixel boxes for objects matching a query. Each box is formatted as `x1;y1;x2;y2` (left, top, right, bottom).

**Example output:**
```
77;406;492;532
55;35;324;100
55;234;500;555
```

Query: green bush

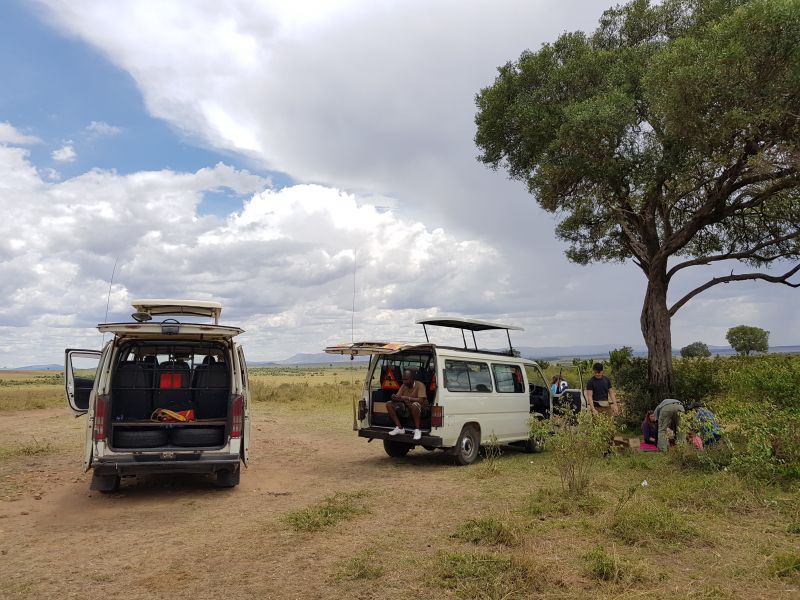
530;411;618;495
681;341;711;358
718;355;800;411
615;357;651;429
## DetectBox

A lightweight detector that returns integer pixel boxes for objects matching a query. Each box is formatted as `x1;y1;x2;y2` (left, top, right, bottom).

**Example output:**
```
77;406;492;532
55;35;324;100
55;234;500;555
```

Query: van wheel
422;445;437;452
171;427;225;447
454;425;480;465
383;439;411;458
522;435;545;453
91;473;120;493
215;469;240;488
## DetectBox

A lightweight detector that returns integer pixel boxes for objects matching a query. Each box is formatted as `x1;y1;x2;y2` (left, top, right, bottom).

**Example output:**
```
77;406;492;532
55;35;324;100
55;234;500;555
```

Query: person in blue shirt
688;402;722;444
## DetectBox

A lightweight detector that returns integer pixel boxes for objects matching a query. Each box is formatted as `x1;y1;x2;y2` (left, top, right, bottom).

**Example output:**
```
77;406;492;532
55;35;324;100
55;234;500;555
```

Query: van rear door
64;349;101;415
236;345;250;466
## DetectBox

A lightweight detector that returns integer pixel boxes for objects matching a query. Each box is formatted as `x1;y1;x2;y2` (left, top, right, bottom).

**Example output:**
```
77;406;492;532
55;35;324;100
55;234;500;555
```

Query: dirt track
0;407;474;600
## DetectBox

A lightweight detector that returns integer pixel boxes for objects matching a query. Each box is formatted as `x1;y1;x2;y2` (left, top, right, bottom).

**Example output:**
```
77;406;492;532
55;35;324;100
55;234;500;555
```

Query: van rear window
444;360;493;392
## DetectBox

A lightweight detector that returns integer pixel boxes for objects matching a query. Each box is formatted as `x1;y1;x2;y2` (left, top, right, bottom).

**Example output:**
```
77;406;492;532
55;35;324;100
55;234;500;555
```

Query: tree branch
668;263;800;317
666;229;800;278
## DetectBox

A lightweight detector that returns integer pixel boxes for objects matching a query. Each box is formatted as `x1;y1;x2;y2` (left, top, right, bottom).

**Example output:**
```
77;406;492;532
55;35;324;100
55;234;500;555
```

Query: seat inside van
109;342;231;449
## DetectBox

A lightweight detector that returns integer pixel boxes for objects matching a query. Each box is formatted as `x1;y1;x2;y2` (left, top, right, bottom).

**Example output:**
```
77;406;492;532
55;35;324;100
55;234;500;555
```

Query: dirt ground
1;404;798;600
0;406;475;600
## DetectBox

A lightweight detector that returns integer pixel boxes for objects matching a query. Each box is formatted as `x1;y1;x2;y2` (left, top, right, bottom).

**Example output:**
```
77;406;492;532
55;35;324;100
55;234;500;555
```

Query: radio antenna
101;257;118;344
351;249;357;343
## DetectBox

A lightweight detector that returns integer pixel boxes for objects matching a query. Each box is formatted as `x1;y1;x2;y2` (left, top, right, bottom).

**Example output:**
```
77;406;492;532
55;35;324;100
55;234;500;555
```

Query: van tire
114;429;169;448
453;425;480;465
215;468;240;488
171;427;225;447
383;439;411;458
522;436;545;453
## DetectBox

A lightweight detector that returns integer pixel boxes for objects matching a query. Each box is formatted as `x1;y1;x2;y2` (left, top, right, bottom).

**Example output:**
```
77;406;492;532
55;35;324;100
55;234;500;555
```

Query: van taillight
94;394;109;441
431;405;443;428
230;395;244;438
358;400;367;421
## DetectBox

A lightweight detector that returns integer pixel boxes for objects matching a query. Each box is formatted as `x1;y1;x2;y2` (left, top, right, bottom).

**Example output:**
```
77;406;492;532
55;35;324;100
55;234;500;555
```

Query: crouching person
654;398;685;452
387;369;428;441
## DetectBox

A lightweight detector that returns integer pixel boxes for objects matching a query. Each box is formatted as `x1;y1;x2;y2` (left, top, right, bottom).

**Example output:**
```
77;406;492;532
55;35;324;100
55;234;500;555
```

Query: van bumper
358;427;444;447
92;453;240;476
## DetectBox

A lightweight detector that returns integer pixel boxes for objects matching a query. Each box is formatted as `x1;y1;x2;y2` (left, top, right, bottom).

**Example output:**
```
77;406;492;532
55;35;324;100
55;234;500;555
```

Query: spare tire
114;429;169;448
171;427;225;447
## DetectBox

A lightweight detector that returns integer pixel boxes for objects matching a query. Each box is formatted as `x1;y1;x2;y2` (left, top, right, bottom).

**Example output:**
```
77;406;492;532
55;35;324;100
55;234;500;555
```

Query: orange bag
151;408;196;422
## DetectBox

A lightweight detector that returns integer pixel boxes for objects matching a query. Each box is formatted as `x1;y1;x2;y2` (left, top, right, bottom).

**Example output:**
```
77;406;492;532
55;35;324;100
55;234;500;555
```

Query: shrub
681;341;711;358
530;410;618;495
608;346;634;373
614;357;651;429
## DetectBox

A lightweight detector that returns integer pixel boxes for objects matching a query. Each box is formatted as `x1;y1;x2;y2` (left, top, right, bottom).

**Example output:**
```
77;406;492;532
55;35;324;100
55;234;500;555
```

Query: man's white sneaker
413;429;422;441
388;427;405;436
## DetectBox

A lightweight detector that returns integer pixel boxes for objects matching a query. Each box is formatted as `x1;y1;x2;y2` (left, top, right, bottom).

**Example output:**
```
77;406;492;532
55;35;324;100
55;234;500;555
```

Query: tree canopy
475;0;800;394
680;341;711;358
726;325;769;355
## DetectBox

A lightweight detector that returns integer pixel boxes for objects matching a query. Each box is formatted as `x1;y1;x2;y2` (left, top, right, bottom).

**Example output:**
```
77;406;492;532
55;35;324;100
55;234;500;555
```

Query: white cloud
10;1;799;364
0;122;41;145
51;141;77;162
86;120;122;137
0;145;512;365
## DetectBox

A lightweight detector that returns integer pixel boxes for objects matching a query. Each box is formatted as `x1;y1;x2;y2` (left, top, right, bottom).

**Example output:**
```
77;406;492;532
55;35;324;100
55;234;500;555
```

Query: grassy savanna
0;371;64;412
0;364;798;599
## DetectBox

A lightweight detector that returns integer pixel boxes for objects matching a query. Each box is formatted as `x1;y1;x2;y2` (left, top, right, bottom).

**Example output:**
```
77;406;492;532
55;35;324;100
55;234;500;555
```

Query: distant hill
1;364;62;371
276;352;368;365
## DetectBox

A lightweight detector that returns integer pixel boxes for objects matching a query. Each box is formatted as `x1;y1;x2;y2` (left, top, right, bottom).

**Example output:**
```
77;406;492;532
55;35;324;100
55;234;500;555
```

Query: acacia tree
475;0;800;396
726;325;769;355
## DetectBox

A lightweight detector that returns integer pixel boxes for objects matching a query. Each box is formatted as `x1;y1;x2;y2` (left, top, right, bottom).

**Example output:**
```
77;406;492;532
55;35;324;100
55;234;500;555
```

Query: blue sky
0;0;289;216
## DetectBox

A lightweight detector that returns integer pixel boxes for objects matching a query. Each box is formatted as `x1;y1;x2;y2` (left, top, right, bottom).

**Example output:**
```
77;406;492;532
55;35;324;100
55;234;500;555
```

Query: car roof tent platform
130;299;223;325
416;317;523;355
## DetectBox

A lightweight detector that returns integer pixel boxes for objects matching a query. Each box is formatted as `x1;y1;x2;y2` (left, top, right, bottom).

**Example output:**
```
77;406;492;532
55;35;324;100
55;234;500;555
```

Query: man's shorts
387;400;427;418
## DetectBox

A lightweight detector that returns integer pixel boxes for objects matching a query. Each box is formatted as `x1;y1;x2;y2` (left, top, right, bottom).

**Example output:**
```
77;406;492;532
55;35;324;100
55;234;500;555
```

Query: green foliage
475;0;800;393
681;341;711;358
536;359;550;370
718;354;800;410
726;325;770;356
615;357;652;427
451;517;521;547
608;346;634;372
530;410;618;494
281;491;370;532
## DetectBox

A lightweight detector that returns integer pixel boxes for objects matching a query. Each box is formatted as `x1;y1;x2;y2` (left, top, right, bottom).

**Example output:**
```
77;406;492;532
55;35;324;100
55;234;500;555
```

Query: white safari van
64;300;251;491
326;318;586;465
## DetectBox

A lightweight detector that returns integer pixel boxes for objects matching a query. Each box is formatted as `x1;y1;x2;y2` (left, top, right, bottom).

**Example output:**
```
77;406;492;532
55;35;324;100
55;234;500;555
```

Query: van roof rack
415;317;523;355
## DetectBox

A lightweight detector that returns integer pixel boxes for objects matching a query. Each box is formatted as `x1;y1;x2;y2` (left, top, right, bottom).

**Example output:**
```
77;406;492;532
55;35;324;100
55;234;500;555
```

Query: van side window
492;364;524;393
444;360;493;392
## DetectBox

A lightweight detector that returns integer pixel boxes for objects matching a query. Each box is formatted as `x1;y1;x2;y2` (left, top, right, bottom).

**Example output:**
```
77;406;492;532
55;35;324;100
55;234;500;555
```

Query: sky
1;0;798;367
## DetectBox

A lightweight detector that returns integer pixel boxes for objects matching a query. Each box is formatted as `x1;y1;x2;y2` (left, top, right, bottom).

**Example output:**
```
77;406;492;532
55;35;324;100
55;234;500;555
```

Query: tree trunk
640;271;674;402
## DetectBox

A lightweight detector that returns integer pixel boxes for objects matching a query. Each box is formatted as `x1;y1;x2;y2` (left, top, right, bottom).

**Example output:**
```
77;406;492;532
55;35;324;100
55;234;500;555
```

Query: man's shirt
396;381;428;406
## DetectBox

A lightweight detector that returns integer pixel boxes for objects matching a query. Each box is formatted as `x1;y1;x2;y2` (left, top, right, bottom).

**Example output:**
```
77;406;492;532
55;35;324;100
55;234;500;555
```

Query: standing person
550;375;560;396
641;410;658;451
386;369;428;441
654;398;685;452
585;363;618;415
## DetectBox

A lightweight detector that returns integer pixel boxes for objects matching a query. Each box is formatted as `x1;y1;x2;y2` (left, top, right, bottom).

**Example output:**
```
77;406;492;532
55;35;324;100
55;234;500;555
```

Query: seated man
386;369;428;441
